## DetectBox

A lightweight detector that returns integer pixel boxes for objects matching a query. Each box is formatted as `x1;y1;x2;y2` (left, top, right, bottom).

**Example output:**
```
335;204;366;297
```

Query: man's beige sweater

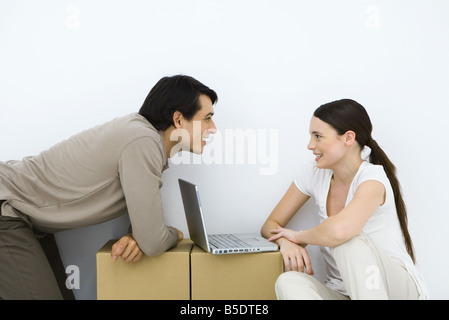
0;113;177;255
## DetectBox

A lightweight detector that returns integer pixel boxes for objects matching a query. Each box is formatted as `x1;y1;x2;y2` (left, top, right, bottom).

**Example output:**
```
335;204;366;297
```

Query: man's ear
173;111;183;129
344;130;356;146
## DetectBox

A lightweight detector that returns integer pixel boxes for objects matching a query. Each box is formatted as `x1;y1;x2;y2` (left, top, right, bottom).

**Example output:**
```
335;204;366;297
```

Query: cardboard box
190;245;284;300
97;239;193;300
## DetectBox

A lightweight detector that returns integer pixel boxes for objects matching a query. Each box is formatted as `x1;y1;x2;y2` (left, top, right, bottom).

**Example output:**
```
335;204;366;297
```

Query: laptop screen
178;179;211;252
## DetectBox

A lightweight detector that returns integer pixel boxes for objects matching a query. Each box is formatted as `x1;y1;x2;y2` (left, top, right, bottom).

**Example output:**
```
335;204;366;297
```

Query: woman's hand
269;228;314;275
268;227;301;244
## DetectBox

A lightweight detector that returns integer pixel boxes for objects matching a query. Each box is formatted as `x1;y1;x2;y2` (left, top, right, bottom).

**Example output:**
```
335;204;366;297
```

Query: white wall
1;0;447;299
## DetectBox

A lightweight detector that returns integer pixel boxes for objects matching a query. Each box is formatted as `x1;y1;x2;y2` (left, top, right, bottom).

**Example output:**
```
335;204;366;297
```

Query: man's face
179;94;217;154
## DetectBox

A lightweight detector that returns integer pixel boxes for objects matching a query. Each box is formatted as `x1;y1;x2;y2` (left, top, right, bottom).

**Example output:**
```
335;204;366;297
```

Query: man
0;75;218;299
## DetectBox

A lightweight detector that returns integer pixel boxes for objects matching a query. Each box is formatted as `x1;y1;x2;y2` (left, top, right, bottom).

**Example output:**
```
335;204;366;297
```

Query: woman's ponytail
368;138;416;264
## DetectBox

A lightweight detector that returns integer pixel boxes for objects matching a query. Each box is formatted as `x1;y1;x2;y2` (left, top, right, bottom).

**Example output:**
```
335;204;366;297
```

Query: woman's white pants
275;233;419;300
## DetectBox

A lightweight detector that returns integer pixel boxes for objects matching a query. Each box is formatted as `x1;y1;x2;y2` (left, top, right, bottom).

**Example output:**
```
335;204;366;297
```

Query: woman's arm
269;180;385;248
261;182;313;273
261;182;309;239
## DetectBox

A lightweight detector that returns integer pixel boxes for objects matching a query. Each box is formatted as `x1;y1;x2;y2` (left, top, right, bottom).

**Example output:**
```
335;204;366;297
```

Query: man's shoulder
111;113;157;134
111;114;167;168
96;113;160;145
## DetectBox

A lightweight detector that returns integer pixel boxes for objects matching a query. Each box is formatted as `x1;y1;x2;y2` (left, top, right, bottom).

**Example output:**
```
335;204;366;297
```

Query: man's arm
111;227;183;263
117;136;179;257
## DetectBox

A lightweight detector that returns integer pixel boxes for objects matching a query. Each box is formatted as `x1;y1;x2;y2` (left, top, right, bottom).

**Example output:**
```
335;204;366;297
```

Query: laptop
178;179;279;255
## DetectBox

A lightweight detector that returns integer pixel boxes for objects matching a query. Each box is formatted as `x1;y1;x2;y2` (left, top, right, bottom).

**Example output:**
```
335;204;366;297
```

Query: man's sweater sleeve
118;136;177;256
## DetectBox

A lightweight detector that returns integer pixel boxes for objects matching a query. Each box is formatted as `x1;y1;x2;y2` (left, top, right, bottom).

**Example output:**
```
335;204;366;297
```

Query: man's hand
169;226;184;242
111;234;143;263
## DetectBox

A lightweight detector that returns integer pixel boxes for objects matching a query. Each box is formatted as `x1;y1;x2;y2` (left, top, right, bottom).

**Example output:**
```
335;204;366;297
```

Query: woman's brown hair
314;99;415;263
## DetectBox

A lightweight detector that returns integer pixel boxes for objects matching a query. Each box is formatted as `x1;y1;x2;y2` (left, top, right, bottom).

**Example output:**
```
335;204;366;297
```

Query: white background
1;0;447;299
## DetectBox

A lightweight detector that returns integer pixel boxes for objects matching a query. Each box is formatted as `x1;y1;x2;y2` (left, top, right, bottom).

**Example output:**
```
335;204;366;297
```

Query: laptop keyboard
208;234;251;249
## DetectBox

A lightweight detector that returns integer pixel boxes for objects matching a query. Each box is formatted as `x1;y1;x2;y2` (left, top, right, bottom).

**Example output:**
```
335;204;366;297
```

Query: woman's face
307;116;347;169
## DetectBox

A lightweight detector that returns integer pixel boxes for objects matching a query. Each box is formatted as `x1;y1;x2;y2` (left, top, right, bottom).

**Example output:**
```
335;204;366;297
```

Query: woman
261;99;428;300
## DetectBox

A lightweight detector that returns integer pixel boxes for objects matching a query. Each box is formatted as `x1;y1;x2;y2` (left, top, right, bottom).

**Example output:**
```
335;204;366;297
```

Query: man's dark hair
139;75;218;131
